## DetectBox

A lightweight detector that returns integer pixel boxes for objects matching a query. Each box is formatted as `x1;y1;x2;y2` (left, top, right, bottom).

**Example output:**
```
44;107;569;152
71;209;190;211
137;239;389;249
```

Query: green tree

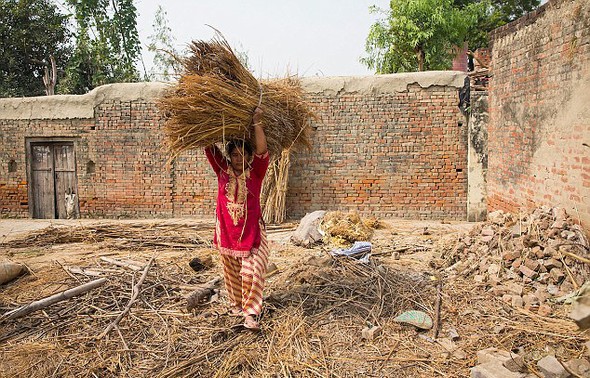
60;0;142;94
362;0;541;73
456;0;541;49
362;0;485;73
0;0;72;97
146;5;180;82
454;0;541;22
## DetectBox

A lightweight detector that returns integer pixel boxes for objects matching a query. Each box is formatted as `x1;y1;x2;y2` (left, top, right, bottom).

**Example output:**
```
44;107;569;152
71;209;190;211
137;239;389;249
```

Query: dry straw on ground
1;219;587;377
0;222;213;250
158;37;314;158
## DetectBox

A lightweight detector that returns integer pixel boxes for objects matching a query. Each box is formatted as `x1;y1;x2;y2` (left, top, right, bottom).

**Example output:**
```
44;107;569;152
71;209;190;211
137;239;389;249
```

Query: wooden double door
29;141;79;219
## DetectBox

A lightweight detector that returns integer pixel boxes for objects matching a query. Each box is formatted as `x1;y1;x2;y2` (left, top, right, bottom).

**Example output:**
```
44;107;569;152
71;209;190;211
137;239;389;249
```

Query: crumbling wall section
488;0;590;228
467;91;489;222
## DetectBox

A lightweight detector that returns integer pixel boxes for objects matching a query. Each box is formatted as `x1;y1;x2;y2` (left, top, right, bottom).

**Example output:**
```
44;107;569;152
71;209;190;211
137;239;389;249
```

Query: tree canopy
0;0;72;97
146;5;181;82
60;0;142;94
459;0;541;50
362;0;541;73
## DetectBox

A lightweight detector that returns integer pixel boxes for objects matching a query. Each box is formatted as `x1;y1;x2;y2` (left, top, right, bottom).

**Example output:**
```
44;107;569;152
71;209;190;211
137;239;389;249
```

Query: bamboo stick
2;278;107;320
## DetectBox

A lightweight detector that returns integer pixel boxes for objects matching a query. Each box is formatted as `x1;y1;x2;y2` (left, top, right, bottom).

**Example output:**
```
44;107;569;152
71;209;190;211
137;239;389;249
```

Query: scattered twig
432;278;443;339
97;256;156;339
557;248;590;264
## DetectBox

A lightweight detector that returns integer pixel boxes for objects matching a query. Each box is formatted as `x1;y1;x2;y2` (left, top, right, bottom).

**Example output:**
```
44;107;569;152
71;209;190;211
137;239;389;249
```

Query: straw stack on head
158;34;314;158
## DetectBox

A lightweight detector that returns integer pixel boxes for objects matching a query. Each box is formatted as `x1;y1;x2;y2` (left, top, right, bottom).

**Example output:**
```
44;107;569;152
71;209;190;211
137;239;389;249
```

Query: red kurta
205;146;269;257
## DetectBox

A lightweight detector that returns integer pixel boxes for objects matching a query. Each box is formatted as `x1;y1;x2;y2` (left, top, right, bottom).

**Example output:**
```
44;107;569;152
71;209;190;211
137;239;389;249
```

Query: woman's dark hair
226;139;253;157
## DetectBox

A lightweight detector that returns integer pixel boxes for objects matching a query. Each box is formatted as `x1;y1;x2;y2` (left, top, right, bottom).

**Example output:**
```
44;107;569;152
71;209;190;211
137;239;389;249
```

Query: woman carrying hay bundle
205;107;269;331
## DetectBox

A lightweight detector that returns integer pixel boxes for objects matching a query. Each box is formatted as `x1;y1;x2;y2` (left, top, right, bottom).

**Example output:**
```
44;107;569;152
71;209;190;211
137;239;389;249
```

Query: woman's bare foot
243;315;260;331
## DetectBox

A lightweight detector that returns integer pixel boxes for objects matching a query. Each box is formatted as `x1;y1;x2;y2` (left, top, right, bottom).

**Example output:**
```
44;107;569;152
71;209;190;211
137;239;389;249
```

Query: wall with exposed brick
0;73;468;220
289;73;468;219
488;0;590;228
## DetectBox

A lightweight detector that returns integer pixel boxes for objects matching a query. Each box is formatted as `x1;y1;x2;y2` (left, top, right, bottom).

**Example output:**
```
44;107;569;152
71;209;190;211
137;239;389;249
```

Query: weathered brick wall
1;73;468;220
86;100;173;217
488;0;590;227
0;84;177;218
288;74;468;219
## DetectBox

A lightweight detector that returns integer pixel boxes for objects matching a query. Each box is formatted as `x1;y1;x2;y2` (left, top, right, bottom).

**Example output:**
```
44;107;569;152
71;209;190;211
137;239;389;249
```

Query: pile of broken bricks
431;207;590;377
438;207;589;318
471;346;590;378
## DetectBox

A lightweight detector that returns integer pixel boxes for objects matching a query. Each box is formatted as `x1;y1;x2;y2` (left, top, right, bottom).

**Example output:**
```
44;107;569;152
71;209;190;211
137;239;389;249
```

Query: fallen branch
97;256;156;339
186;276;222;311
100;256;143;271
432;278;443;339
66;266;104;277
1;278;107;320
559;253;580;290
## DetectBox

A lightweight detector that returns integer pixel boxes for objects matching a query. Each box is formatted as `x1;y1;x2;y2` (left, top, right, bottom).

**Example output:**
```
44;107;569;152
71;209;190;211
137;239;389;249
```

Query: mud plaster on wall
0;72;466;120
0;82;170;120
301;71;466;96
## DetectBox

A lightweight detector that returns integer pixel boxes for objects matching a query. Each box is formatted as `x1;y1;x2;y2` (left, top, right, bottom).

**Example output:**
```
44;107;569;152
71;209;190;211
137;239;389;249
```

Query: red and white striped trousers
219;225;269;316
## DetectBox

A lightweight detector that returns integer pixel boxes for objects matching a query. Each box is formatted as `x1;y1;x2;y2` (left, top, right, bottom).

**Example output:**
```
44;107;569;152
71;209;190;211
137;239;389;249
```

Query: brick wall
288;74;468;219
488;0;590;228
0;74;468;220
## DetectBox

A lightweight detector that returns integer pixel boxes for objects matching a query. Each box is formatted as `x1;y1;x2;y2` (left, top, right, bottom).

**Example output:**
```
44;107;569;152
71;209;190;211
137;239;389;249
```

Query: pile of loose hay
158;36;314;158
320;210;375;246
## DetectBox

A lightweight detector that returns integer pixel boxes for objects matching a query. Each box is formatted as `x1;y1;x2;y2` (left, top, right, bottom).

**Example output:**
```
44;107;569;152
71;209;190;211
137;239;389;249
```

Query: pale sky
135;0;390;78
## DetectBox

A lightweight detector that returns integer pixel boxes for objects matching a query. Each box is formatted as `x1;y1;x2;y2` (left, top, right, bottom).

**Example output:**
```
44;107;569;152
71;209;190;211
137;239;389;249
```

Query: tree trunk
415;46;425;71
43;55;57;96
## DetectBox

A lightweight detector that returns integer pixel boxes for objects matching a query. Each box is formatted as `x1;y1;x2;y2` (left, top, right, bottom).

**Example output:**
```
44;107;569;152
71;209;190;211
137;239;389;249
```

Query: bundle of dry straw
261;149;291;224
158;36;314;157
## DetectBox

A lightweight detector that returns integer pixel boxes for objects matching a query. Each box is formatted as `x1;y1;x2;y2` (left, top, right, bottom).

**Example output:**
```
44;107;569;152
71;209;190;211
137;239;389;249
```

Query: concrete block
550;268;565;283
471;362;524;378
534;288;549;303
488;264;501;275
538;304;553;317
503;250;521;261
523;294;539;307
537;355;570;378
512;258;523;270
532;246;544;258
448;327;460;341
524;258;540;271
519;265;538;279
544;258;562;270
511;295;524;308
507;282;524;296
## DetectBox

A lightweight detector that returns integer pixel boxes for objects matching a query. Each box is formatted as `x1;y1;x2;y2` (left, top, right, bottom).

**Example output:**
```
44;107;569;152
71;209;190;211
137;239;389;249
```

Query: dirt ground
0;215;587;377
